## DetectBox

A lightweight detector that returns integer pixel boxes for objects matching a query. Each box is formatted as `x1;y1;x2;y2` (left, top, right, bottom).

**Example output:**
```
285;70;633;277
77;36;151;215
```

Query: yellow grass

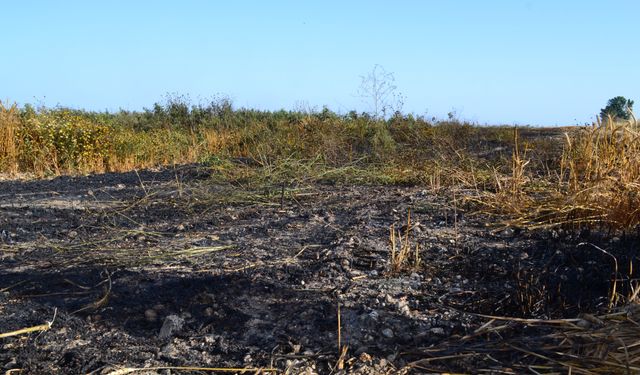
0;101;19;174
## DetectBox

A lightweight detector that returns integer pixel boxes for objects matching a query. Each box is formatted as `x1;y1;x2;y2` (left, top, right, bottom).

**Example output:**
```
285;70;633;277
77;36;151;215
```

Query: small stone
1;230;13;244
385;294;395;304
349;269;363;277
576;319;591;329
501;228;515;237
397;298;408;309
399;305;411;315
430;327;445;335
204;334;216;344
368;310;379;321
161;343;181;358
217;336;230;353
159;315;185;340
381;328;394;338
4;357;18;370
358;351;372;362
68;230;78;239
364;334;374;342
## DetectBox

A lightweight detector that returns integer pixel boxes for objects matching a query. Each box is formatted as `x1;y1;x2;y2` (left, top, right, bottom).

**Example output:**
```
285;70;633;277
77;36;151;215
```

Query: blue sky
2;1;638;125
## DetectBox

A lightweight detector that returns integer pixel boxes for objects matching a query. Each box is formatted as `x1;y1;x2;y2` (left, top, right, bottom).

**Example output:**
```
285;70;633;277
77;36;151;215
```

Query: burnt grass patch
0;165;636;374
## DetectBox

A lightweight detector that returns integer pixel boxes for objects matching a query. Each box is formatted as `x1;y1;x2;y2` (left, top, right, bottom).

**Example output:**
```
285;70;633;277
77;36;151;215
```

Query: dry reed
0;101;19;174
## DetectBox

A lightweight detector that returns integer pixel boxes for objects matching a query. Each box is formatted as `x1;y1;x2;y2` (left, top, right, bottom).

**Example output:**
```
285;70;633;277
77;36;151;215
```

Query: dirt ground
0;164;632;374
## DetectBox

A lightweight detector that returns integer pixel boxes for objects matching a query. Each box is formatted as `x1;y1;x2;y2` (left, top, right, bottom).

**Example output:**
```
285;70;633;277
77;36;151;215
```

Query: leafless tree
357;65;403;119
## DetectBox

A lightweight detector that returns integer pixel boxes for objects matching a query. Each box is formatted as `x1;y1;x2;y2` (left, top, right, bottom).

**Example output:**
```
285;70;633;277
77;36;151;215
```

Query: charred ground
1;164;633;374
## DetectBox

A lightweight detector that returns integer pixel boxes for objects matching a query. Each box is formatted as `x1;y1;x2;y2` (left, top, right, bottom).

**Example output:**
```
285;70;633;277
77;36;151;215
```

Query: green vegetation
601;96;634;121
2;95;639;233
0;97;517;185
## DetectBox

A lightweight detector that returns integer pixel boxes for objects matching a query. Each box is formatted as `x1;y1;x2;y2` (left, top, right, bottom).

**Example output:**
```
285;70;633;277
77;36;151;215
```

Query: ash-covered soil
0;165;632;374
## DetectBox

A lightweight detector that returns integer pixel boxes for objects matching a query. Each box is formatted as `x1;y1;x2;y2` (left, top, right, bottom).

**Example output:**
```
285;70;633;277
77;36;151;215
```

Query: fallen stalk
0;308;57;339
105;366;277;375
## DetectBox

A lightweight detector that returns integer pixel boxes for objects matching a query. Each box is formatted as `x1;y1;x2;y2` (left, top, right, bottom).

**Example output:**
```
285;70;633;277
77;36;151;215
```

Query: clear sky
2;1;639;125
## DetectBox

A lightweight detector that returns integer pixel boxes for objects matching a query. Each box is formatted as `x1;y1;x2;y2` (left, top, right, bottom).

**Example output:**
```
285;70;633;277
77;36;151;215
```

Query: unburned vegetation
1;98;640;374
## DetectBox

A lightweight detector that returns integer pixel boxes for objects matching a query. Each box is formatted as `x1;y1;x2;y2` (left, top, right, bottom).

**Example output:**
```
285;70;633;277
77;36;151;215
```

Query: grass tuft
389;209;421;274
476;114;640;233
0;101;20;174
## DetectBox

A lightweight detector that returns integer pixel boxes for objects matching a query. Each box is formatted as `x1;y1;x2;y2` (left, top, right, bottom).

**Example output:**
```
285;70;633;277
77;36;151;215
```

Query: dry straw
478;113;640;232
389;209;421;273
406;303;640;374
0;101;19;175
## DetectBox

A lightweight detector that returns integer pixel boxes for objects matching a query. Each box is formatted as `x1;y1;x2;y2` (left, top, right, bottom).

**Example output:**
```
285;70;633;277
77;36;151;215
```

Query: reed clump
561;113;640;229
0;101;20;174
476;113;640;233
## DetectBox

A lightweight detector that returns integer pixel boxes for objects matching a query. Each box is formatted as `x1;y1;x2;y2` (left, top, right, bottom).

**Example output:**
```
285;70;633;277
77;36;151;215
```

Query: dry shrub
203;128;240;156
479;115;640;232
0;99;523;185
18;110;112;175
467;127;538;222
0;101;20;174
109;128;199;171
201;115;396;170
561;114;640;229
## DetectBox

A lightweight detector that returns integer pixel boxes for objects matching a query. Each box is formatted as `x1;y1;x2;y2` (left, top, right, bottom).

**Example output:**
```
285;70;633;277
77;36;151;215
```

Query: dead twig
0;308;57;339
72;271;112;314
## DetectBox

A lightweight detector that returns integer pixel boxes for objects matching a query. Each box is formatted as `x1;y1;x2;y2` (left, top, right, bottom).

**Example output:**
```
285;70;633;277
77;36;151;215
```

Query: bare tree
357;65;403;119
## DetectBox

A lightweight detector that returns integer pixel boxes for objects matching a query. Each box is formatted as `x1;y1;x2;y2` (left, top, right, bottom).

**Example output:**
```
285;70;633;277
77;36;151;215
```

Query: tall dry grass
389;210;421;274
561;113;640;229
0;101;19;174
479;114;640;232
0;99;530;188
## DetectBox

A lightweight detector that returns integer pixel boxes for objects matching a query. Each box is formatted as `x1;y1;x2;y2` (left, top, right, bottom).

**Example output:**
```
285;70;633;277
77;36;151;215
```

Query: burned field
1;164;638;374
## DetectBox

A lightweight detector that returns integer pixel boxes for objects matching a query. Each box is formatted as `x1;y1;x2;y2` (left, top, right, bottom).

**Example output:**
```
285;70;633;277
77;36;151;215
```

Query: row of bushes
0;98;516;178
2;97;639;232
